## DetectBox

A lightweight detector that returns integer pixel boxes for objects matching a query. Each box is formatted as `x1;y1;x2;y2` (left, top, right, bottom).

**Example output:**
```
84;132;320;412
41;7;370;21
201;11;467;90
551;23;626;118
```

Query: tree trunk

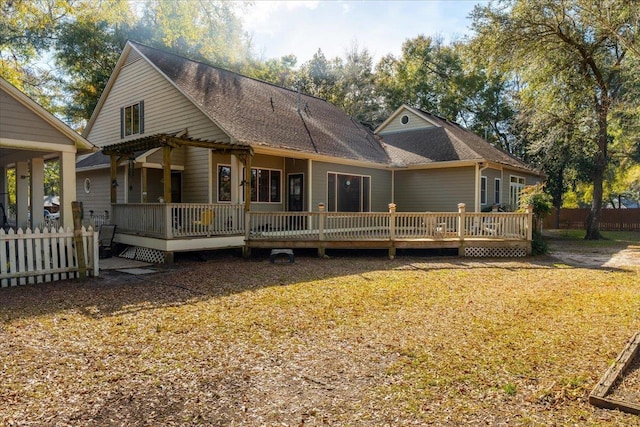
585;106;608;240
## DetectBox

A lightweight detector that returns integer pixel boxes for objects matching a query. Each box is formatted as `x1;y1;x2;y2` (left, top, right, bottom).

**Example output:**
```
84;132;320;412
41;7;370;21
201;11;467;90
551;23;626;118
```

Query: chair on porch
98;224;117;258
193;209;215;236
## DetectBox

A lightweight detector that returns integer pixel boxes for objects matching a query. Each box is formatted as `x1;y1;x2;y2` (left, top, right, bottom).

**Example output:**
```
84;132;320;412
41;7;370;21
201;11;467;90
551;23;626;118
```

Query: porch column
0;165;7;223
15;161;29;229
30;157;45;228
141;167;148;203
110;154;118;203
242;153;252;259
163;145;172;203
230;155;241;204
60;151;76;230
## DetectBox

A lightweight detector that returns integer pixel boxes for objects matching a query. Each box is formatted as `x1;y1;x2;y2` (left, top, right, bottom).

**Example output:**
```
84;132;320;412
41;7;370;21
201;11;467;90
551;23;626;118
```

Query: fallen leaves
1;233;639;425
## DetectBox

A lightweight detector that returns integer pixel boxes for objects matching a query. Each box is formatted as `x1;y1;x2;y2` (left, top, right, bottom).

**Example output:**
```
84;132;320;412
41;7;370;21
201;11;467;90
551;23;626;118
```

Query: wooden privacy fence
543;208;640;231
0;226;99;288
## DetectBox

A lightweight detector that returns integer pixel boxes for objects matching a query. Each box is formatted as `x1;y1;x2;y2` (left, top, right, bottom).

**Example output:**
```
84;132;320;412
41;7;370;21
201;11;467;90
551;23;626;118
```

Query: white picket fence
0;226;99;288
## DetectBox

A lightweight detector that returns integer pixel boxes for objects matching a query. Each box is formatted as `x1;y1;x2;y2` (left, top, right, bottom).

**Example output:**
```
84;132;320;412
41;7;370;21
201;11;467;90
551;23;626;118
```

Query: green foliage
518;184;553;255
471;0;640;239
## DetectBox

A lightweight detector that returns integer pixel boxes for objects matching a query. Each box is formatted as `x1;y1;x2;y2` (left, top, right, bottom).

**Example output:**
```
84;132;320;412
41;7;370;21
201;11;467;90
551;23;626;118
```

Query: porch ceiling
102;132;253;157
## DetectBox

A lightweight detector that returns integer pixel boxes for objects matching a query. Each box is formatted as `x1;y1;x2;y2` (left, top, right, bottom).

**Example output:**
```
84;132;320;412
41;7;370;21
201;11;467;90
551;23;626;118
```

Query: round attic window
84;178;91;194
401;114;409;125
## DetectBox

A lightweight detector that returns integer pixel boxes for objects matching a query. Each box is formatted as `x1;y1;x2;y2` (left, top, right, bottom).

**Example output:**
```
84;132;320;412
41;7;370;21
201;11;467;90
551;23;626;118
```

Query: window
509;175;526;209
83;178;91;194
480;176;487;205
244;167;281;203
327;172;371;212
494;178;501;205
120;101;144;137
218;165;231;202
401;115;409;125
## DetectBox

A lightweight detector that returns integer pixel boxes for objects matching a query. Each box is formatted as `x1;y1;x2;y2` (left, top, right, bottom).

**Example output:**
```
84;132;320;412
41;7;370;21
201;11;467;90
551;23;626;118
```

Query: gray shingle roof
132;42;390;165
382;109;534;171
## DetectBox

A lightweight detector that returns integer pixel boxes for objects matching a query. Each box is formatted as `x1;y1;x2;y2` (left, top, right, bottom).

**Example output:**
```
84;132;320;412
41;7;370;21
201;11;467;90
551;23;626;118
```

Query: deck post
164;204;173;239
457;203;466;256
526;204;534;241
318;203;326;257
388;203;397;259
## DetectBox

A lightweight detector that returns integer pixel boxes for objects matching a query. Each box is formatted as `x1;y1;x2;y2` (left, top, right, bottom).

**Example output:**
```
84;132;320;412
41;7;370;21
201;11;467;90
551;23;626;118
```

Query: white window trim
494;178;501;205
480;176;487;205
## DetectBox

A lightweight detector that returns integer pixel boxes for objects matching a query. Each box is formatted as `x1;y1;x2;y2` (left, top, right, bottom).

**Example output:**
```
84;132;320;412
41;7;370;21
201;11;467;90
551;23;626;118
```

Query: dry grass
1;232;640;426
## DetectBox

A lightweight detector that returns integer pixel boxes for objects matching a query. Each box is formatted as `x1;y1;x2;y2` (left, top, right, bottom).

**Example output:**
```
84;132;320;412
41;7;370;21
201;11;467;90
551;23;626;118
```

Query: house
76;41;541;260
0;77;96;230
377;106;542;213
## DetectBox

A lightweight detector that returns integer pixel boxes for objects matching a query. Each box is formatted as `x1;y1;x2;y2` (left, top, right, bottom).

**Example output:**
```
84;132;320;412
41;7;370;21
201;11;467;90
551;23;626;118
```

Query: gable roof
379;105;537;172
122;42;390;165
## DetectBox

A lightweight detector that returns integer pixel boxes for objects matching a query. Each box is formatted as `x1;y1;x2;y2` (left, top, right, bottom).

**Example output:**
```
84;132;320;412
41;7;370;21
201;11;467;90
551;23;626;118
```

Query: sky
241;0;488;65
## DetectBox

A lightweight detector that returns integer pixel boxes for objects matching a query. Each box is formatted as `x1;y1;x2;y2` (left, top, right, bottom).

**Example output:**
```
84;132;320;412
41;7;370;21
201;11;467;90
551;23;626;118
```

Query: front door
288;174;305;229
288;174;304;211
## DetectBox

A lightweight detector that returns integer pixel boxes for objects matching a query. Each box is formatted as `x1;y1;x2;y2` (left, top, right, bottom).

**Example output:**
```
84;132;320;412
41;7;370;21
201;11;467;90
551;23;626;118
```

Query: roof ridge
128;40;329;103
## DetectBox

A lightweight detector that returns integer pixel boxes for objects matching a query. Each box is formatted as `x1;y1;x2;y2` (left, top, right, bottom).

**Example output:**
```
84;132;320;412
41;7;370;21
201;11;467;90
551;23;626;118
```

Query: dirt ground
544;230;640;269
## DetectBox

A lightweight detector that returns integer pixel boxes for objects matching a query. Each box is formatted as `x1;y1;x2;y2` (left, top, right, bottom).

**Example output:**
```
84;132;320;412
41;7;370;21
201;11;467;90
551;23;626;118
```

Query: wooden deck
109;203;533;258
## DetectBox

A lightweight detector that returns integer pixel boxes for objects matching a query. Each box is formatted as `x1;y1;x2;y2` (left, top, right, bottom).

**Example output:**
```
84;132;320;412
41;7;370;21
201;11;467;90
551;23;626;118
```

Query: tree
471;0;640;239
374;36;518;152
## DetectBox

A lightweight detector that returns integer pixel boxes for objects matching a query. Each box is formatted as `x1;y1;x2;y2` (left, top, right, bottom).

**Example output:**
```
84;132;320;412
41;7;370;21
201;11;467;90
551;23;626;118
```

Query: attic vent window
401;115;409;125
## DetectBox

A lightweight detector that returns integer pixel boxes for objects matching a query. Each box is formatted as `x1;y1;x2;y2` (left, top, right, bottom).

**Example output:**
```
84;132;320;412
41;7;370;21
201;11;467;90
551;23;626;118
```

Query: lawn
1;232;640;426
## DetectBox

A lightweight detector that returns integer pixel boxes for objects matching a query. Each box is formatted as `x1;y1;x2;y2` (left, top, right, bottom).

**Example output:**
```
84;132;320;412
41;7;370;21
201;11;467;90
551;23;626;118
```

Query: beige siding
145;147;185;166
394;167;475;212
378;110;435;135
311;161;392;212
482;168;503;208
0;90;74;145
182;147;211;203
87;54;230;147
76;169;119;217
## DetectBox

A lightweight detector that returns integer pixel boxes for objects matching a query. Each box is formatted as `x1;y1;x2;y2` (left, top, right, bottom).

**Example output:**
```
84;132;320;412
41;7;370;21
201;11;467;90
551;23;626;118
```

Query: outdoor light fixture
111;179;119;187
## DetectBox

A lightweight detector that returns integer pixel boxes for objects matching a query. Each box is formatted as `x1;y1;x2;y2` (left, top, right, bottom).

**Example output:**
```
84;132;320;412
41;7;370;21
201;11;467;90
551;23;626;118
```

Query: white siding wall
394;167;475;212
378;110;435;135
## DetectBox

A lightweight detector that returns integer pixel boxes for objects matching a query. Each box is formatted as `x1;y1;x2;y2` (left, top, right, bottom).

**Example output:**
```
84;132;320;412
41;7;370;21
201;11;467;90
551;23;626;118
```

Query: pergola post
163;145;172;203
241;152;252;259
110;154;118;203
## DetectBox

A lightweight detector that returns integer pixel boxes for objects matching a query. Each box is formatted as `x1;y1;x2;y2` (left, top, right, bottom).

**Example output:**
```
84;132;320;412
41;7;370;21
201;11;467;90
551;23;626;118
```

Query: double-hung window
494;178;501;205
218;165;232;202
480;176;487;205
120;101;144;138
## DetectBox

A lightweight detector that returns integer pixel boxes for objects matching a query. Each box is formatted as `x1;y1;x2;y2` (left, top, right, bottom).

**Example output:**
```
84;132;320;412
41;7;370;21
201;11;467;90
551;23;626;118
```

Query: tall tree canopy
471;0;640;239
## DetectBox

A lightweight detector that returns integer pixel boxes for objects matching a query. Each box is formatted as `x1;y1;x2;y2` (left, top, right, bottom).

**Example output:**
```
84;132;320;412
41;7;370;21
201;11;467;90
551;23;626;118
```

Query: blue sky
242;0;487;64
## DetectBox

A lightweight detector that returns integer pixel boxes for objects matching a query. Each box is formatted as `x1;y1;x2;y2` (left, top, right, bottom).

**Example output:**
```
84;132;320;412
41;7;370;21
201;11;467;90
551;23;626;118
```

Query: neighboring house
76;41;541;257
0;77;96;230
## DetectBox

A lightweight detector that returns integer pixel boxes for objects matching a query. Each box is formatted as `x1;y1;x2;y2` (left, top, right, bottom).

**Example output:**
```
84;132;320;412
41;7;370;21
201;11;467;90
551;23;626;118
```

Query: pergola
101;132;254;210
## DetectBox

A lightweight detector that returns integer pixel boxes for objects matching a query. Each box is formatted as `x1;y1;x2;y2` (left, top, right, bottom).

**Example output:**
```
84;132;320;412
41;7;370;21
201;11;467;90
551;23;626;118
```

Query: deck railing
247;204;532;242
111;203;244;239
110;203;532;242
